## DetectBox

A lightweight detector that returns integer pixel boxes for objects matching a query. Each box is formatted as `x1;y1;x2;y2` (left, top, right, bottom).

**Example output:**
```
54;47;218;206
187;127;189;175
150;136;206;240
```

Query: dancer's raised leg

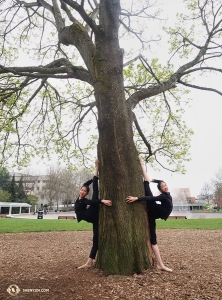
77;160;99;269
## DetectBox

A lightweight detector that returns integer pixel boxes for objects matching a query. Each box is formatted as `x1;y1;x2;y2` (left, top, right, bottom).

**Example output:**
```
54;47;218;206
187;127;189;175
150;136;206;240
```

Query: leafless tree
212;168;222;208
200;182;213;204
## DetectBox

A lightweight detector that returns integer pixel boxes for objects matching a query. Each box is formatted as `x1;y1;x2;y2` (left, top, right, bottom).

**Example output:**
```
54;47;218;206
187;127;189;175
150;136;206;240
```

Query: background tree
72;169;94;198
4;174;20;213
0;188;11;202
27;194;38;209
6;175;18;202
59;169;76;211
0;168;10;191
200;182;213;205
43;167;60;209
43;165;91;210
1;0;222;275
212;168;222;209
171;188;188;206
17;176;27;202
22;170;39;196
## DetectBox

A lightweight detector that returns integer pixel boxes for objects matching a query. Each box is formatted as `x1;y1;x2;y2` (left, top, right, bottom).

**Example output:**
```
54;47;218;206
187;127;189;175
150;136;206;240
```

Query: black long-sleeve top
75;197;102;213
137;193;173;220
74;179;102;222
139;179;173;220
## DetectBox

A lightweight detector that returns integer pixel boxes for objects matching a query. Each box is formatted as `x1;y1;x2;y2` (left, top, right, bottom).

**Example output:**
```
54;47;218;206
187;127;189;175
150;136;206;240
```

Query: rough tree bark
92;0;153;275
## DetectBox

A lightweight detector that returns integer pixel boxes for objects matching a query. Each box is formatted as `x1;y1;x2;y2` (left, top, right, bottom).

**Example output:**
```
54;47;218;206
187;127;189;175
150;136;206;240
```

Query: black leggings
144;181;163;245
87;176;99;259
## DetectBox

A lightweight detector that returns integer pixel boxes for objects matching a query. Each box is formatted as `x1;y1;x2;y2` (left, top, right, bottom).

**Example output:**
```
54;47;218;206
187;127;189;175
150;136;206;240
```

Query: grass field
0;218;221;234
0;219;92;234
157;218;222;230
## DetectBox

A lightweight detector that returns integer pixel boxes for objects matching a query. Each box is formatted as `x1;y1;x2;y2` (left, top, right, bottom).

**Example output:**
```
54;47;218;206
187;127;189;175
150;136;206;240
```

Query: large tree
0;0;222;275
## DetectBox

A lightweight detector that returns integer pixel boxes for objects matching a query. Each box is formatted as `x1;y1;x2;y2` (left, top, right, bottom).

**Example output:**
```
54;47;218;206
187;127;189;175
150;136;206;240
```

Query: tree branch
0;59;93;85
52;0;65;30
60;0;77;23
18;0;55;14
132;112;152;157
127;24;218;110
181;66;222;76
178;79;222;96
61;0;99;34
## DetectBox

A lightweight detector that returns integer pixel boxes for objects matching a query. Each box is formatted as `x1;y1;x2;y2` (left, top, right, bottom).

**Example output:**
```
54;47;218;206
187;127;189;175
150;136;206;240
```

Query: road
7;211;222;219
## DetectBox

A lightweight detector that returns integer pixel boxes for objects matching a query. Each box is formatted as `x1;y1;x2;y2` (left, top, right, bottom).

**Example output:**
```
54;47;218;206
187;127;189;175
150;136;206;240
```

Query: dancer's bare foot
77;258;94;269
77;263;93;269
157;265;173;272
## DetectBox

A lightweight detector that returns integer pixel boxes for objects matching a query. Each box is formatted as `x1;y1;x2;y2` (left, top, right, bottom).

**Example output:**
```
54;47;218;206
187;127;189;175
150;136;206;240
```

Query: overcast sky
16;0;222;197
149;88;222;197
144;0;222;196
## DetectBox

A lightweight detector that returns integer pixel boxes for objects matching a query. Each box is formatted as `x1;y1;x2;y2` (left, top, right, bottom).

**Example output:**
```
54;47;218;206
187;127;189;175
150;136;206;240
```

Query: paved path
7;211;222;219
170;211;222;219
8;211;76;220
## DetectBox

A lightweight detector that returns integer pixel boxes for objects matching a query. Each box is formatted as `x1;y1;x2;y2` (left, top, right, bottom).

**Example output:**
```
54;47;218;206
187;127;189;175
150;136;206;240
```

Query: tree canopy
1;0;221;172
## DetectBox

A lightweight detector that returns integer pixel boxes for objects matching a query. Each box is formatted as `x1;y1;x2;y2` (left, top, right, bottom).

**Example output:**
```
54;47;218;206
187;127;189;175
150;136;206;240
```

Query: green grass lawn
157;218;222;230
0;219;92;234
0;218;221;234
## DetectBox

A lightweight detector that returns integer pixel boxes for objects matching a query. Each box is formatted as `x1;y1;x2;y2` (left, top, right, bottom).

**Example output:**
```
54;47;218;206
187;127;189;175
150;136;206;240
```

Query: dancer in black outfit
126;157;173;272
75;160;112;269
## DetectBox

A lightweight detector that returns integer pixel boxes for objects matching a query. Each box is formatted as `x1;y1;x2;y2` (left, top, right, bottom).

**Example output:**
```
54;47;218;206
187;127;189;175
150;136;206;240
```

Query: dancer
75;160;112;269
126;157;173;272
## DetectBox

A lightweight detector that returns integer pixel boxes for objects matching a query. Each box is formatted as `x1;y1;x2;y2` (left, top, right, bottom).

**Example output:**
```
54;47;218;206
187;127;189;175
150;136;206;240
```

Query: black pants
144;181;163;245
86;176;99;259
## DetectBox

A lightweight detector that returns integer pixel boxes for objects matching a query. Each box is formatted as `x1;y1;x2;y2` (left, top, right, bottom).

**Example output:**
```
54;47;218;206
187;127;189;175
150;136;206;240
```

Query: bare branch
182;66;222;76
60;0;76;23
198;0;210;34
0;59;93;85
154;154;177;172
119;19;160;46
172;32;202;49
178;79;222;96
17;0;55;14
52;0;65;30
127;21;221;110
61;0;99;34
132;112;152;157
123;54;141;68
10;79;47;122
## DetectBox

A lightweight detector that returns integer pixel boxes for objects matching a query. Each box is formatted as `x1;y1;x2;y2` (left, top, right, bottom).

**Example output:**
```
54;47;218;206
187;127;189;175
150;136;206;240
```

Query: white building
9;173;63;209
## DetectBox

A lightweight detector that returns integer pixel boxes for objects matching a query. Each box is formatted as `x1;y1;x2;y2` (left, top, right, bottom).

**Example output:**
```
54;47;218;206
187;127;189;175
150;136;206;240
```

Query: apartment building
10;173;52;208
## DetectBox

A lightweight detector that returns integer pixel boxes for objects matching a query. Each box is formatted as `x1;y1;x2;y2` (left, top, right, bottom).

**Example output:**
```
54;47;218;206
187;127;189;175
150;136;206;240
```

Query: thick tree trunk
92;5;153;274
95;75;153;275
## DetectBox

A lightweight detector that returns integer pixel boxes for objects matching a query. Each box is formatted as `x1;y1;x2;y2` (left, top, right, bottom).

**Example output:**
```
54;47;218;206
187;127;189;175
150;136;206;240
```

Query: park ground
0;229;222;300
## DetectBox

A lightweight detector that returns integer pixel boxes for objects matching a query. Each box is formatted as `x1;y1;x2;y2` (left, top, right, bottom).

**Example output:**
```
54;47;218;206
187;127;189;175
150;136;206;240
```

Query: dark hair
81;185;90;193
157;181;165;191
